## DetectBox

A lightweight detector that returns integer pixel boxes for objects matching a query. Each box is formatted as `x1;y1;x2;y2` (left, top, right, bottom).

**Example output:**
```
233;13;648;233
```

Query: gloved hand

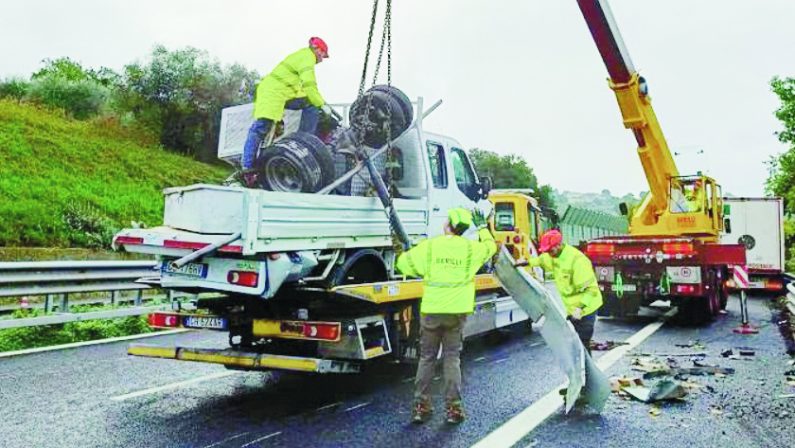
571;307;583;321
471;209;489;229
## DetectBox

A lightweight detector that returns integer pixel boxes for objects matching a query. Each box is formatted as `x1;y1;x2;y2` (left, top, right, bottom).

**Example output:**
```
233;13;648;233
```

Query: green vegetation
0;99;231;247
0;307;153;352
468;148;556;213
767;76;795;271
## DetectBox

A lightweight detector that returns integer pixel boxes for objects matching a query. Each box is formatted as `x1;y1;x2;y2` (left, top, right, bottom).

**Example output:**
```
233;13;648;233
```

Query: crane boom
576;0;688;235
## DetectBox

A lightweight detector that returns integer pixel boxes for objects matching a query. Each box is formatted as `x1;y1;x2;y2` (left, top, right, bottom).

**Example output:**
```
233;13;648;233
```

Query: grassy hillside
0;100;232;247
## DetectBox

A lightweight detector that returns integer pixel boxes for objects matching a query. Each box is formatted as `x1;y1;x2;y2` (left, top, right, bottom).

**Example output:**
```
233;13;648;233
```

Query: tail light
302;323;341;341
675;284;697;294
227;271;259;287
513;235;522;244
663;242;695;255
115;236;144;245
765;279;784;291
148;312;180;328
587;243;615;257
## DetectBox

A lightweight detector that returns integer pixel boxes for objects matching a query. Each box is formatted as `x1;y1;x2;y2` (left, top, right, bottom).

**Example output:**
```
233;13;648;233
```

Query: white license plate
183;316;227;330
162;262;207;278
611;284;637;292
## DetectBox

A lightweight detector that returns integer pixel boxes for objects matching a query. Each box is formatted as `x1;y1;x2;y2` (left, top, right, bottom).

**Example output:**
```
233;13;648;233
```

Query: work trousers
240;98;320;169
414;313;467;406
569;313;596;354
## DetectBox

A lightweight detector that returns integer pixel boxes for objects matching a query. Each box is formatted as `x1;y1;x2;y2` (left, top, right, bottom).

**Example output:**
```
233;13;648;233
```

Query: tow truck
114;93;533;373
575;0;746;322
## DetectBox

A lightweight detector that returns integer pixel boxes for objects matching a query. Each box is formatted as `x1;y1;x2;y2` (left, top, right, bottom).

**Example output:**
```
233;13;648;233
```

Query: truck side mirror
479;176;493;199
619;202;628;216
724;218;731;234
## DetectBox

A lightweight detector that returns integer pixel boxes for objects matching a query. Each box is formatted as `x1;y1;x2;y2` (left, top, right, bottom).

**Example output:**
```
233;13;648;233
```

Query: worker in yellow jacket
240;37;332;185
396;208;497;425
528;229;602;353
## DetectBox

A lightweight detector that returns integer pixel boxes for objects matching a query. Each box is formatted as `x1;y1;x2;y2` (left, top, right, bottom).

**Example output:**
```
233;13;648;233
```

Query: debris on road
777;394;795;399
675;340;706;349
710;405;724;416
624;379;688;403
590;340;629;351
649;405;662;417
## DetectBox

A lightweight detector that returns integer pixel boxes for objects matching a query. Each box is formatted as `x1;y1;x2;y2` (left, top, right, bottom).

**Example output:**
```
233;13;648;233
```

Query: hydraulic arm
576;0;721;240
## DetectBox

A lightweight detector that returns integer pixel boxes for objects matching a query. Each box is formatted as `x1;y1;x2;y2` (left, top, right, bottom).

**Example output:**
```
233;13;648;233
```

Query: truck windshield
495;203;516;231
670;178;705;214
451;148;480;201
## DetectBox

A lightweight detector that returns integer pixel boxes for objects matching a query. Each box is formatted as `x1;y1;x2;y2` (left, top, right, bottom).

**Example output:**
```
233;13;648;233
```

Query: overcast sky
3;0;795;197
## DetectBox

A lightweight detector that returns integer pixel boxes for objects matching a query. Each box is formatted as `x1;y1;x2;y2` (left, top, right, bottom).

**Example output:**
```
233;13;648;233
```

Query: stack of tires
252;85;413;193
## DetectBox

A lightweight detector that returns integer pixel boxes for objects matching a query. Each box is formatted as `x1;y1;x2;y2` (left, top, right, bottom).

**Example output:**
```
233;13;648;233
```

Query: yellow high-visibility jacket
396;228;497;314
529;244;603;316
253;47;325;121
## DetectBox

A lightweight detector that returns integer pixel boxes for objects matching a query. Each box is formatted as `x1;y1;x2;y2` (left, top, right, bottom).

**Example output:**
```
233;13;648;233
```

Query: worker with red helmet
528;229;603;352
240;37;332;186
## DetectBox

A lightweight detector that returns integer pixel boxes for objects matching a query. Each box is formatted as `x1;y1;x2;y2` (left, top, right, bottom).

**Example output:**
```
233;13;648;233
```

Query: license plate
162;262;207;278
183;316;227;330
611;284;637;292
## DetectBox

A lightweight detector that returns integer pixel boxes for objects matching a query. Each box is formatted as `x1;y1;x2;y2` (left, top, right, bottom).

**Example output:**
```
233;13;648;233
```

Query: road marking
110;371;238;401
200;432;250;448
0;329;189;359
344;402;371;412
316;402;343;412
240;431;281;447
472;310;674;448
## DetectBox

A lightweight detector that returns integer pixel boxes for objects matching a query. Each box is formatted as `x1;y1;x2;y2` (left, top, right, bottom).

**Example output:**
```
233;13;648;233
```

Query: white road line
344;402;371;412
472;310;674;448
0;329;190;358
200;431;250;448
110;371;238;401
240;432;281;448
315;401;343;412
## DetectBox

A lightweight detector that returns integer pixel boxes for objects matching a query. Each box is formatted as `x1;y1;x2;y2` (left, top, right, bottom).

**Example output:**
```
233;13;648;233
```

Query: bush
62;201;119;249
26;75;109;119
0;77;30;101
0;315;153;352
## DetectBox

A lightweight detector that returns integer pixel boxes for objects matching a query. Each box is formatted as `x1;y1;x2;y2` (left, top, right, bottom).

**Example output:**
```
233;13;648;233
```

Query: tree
767;77;795;214
468;148;556;211
25;57;113;119
114;45;259;161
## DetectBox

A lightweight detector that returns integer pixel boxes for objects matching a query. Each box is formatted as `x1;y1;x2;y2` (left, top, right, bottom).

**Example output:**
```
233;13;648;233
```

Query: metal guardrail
0;261;166;330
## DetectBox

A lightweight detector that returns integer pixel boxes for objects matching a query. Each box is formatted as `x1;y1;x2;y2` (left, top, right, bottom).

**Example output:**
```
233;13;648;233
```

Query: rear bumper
128;344;360;373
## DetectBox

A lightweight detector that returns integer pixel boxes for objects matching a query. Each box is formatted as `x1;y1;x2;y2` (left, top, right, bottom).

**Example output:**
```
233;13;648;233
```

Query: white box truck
720;197;785;291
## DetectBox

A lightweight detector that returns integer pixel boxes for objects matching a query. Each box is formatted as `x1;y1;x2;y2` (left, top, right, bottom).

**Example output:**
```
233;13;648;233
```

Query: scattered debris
649;405;662;417
624;379;688;403
721;349;733;358
675;340;706;349
737;348;755;356
777;394;795;399
709;405;724;416
590;340;629;351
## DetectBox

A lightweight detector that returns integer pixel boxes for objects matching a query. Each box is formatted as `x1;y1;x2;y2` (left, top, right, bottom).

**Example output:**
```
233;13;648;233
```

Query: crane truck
574;0;746;322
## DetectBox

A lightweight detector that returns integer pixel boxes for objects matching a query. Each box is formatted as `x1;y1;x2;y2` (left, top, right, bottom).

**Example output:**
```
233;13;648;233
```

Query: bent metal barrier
0;261;169;330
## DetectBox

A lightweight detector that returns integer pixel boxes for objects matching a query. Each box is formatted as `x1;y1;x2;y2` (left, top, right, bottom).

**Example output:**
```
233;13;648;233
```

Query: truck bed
118;184;430;256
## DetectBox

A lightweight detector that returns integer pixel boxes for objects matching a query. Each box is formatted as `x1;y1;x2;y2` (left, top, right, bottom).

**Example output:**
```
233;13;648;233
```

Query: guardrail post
60;294;69;313
110;291;117;306
135;290;143;306
45;294;54;313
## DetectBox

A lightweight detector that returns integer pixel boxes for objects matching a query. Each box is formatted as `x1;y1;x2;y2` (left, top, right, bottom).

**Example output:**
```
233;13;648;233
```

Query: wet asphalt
0;293;792;448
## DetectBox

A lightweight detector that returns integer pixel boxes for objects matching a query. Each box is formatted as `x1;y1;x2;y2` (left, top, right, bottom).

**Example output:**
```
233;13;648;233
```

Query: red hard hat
309;37;329;57
538;229;563;253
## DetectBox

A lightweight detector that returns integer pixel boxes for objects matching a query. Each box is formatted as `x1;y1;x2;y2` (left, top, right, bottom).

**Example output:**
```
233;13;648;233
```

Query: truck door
425;141;454;236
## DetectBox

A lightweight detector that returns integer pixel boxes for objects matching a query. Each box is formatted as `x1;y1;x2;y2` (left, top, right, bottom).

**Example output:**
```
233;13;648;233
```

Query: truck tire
349;86;411;147
369;85;414;126
254;132;334;192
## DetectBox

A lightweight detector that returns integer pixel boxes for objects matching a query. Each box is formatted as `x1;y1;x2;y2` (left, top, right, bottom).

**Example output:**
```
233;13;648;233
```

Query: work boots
411;400;433;424
445;401;465;424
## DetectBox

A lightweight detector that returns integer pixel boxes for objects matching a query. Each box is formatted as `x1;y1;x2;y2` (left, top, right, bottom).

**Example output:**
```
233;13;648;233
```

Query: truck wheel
254;132;334;192
369;85;414;126
678;294;717;325
349;86;410;147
